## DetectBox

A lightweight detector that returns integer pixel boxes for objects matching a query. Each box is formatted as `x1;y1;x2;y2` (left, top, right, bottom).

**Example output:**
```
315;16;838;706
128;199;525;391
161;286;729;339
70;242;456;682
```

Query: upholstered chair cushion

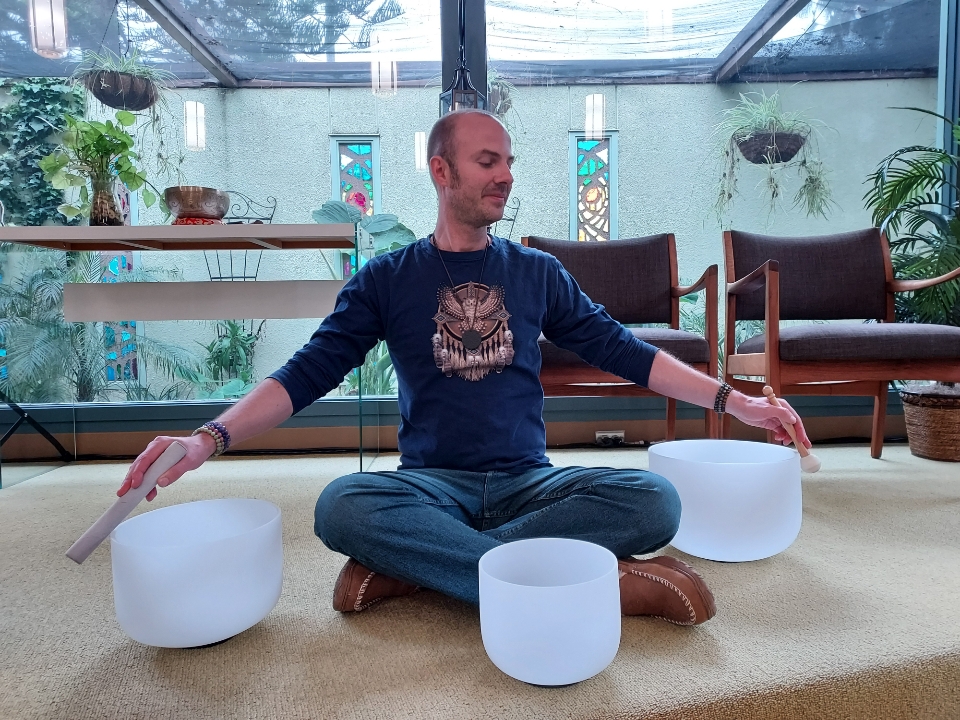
737;323;960;361
526;235;673;324
729;229;888;321
541;328;710;368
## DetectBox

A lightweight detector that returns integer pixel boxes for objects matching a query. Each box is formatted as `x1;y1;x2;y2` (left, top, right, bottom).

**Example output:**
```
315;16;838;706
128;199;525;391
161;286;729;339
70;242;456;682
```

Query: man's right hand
117;433;217;502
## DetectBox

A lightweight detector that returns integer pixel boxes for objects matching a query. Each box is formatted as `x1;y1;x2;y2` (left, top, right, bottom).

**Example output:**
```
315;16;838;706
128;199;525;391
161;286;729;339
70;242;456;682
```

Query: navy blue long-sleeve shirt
269;236;659;472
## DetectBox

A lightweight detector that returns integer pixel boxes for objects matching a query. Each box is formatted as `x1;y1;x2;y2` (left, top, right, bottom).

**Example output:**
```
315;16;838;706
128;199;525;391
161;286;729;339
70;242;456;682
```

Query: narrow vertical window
570;133;618;241
332;137;381;216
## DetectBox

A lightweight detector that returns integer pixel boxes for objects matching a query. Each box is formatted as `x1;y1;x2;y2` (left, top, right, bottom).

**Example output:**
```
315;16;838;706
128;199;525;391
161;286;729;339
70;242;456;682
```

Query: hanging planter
735;131;806;165
73;49;175;113
83;70;159;112
714;90;834;222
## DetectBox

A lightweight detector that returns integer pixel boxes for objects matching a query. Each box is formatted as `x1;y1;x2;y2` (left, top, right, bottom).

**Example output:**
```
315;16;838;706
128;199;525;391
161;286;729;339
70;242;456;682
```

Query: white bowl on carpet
479;537;621;686
111;498;282;648
649;439;801;562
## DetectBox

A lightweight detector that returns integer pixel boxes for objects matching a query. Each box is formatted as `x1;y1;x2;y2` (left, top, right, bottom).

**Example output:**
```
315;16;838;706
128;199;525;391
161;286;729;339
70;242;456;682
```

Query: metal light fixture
184;101;206;151
28;0;68;59
585;94;605;141
415;131;428;171
439;0;485;115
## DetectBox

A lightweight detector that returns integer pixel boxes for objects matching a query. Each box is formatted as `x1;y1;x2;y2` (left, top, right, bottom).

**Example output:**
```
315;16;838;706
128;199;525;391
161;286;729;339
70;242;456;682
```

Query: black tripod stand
0;391;73;486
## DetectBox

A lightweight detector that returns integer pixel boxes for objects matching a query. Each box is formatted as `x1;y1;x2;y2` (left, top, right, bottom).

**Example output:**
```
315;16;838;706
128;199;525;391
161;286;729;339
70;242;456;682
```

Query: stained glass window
336;140;380;216
100;251;138;382
571;135;617;241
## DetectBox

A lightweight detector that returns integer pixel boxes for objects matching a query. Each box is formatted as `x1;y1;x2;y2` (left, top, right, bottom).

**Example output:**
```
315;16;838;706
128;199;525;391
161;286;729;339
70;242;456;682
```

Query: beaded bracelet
192;421;229;455
713;382;733;415
207;420;231;451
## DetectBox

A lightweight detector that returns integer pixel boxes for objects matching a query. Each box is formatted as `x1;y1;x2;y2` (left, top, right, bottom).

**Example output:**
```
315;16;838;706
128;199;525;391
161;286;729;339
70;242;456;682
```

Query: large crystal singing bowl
479;538;621;686
111;499;283;648
649;439;801;562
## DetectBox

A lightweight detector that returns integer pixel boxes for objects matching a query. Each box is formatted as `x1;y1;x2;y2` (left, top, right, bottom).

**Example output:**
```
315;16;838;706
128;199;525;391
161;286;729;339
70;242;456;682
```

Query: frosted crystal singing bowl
479;538;621;686
111;498;283;648
649;439;801;562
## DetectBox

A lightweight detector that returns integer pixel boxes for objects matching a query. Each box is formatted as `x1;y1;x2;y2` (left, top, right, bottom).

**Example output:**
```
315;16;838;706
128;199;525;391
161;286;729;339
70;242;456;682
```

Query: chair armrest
673;265;718;297
727;260;779;296
888;266;960;293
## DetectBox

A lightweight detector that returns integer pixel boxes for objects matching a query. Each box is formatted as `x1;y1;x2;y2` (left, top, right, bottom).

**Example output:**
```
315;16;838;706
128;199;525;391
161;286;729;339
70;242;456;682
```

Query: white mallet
762;386;821;474
66;441;187;564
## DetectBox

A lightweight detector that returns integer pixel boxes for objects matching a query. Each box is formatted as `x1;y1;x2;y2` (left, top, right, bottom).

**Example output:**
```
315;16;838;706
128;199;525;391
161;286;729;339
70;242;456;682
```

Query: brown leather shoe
618;555;716;626
332;558;419;612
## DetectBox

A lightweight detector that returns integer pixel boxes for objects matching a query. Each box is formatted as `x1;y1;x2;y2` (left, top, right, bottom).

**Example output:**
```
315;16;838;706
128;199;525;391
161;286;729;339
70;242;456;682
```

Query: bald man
120;109;809;625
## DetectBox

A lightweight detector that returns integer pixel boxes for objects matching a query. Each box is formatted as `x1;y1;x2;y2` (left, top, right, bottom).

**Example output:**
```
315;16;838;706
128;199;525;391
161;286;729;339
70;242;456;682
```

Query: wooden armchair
522;234;719;440
721;228;960;457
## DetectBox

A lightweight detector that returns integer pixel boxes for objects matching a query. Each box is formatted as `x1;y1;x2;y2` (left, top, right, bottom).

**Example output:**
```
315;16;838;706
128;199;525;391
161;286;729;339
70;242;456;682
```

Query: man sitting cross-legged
119;109;809;626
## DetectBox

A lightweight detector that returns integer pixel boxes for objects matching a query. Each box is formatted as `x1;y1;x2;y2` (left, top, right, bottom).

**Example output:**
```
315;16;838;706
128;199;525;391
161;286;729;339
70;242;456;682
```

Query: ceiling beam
132;0;240;88
713;0;810;83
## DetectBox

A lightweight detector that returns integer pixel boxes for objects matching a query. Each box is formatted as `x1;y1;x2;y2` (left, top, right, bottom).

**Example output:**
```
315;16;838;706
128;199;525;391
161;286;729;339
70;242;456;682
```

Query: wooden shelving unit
0;223;357;252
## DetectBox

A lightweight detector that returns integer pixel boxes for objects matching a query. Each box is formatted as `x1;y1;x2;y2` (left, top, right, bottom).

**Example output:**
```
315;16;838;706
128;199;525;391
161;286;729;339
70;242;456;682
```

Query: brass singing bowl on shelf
164;186;231;220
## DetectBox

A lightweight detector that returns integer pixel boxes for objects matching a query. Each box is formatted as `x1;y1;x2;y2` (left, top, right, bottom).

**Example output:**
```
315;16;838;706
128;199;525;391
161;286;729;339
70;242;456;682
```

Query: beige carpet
1;446;959;720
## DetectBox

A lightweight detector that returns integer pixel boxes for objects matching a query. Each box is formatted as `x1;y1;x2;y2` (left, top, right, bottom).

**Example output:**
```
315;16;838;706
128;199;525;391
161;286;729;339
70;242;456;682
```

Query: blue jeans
314;465;681;605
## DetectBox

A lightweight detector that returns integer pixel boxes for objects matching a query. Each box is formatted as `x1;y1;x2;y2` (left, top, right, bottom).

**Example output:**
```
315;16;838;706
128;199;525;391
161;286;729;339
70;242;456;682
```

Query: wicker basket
900;391;960;462
736;132;806;164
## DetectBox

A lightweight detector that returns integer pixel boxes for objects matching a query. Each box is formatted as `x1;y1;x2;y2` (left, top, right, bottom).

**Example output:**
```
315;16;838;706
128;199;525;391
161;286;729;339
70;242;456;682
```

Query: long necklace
430;233;491;351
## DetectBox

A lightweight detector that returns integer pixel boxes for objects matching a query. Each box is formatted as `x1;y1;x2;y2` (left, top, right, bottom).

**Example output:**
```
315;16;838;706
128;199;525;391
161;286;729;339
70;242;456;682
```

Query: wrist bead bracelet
714;382;733;415
192;422;228;455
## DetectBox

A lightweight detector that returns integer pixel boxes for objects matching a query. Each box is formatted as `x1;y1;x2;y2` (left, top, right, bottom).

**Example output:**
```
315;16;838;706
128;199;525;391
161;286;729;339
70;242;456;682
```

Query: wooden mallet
762;386;821;473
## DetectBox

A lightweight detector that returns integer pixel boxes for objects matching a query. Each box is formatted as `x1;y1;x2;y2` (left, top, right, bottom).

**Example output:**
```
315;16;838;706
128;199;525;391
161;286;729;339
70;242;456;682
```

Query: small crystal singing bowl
479;537;621;686
111;498;283;648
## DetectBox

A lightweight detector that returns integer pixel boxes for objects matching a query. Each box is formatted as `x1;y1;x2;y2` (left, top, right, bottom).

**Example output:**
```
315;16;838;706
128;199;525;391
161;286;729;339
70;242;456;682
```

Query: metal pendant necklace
430;233;491;351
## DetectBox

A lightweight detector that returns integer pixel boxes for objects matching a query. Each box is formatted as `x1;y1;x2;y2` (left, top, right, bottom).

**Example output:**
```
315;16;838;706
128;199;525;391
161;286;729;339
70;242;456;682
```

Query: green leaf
57;204;81;218
142;187;156;208
373;223;418;255
360;213;398;234
311;200;362;225
115;110;136;127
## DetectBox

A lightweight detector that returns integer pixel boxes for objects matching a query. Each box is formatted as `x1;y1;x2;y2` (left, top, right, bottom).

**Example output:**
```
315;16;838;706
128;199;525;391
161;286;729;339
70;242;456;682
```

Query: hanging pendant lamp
439;0;485;115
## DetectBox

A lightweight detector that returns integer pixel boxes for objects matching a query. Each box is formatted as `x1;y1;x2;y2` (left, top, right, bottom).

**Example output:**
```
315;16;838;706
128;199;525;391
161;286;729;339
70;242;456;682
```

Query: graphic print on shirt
432;281;515;381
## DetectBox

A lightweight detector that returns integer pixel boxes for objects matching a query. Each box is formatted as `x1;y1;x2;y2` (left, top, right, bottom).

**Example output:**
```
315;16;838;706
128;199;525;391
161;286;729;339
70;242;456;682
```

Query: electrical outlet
595;430;625;446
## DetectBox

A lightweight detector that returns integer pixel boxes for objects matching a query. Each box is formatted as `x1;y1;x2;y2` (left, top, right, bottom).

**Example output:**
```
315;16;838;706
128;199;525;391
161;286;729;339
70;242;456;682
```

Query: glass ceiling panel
744;0;938;76
0;0;214;82
177;0;440;84
486;0;767;82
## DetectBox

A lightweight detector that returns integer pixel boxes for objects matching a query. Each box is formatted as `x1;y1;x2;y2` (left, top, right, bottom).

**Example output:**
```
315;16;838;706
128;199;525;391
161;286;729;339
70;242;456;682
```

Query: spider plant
715;90;834;222
864;107;960;328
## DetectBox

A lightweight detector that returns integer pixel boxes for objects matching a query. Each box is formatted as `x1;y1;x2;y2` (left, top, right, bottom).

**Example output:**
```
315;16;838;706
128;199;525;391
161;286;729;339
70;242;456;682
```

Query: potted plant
864;106;960;461
74;49;175;112
715;90;834;222
39;110;165;225
313;200;417;396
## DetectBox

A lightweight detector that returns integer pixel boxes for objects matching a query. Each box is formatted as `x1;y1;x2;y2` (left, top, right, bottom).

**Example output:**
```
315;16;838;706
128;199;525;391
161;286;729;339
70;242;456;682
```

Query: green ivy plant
38;110;166;221
0;78;85;226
